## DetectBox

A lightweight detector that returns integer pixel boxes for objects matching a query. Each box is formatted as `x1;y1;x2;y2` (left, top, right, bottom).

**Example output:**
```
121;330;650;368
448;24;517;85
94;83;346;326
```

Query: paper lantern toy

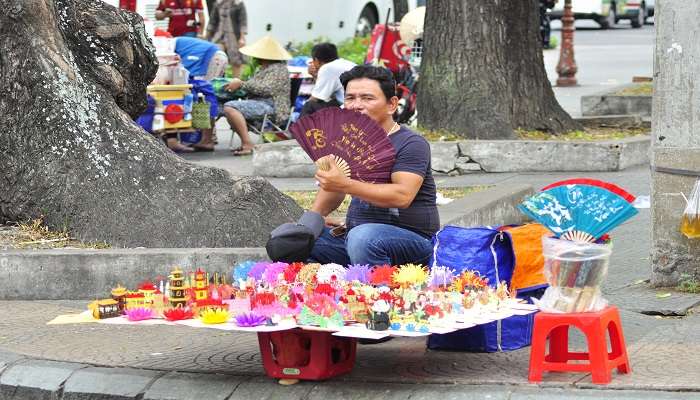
111;286;128;313
89;299;120;319
169;268;188;308
194;269;208;301
138;281;157;307
125;292;146;310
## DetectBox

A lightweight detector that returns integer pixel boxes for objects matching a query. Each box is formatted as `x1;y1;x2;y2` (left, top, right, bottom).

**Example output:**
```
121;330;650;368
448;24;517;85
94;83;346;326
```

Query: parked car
550;0;645;29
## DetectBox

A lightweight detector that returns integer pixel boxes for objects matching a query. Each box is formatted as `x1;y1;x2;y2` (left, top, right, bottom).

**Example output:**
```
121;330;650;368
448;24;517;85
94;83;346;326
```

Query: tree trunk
393;0;410;22
0;0;301;248
417;0;581;139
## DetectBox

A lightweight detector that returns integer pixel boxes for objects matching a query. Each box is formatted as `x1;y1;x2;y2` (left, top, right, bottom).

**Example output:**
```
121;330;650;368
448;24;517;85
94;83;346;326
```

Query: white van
105;0;420;44
550;0;645;29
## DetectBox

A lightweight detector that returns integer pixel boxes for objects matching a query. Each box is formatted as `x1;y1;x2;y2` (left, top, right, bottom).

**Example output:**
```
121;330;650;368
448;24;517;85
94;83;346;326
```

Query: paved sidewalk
1;166;699;399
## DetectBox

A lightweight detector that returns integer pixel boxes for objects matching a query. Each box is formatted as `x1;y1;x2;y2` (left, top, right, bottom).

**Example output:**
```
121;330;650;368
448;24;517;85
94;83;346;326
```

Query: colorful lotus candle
393;264;428;288
234;312;267;327
283;262;304;283
450;270;489;293
163;307;194;321
250;291;276;308
316;263;347;283
125;307;154;321
263;262;288;285
227;297;251;316
200;308;230;324
248;261;270;281
296;263;320;286
298;293;344;329
345;264;371;284
429;266;456;290
232;261;255;285
370;265;397;287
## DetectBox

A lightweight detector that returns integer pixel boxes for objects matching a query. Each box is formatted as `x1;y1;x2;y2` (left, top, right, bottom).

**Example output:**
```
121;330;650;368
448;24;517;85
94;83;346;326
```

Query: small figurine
138;281;157;307
366;300;391;331
169;268;188;308
89;299;120;319
193;269;208;301
110;286;127;313
124;292;146;310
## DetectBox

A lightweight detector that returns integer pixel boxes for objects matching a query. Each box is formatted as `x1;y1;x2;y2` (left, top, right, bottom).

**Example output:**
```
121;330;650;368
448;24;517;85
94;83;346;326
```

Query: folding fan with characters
289;108;396;183
518;179;638;242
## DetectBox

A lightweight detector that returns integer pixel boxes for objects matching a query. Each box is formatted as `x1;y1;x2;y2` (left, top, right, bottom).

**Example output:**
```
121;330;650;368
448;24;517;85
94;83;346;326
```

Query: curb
0;248;267;301
458;136;650;172
252;137;650;177
441;184;534;227
581;83;652;118
1;184;533;300
0;351;698;400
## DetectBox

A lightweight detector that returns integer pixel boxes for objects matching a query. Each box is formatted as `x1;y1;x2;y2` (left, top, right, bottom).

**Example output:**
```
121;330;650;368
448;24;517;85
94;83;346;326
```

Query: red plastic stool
528;305;631;384
257;329;357;381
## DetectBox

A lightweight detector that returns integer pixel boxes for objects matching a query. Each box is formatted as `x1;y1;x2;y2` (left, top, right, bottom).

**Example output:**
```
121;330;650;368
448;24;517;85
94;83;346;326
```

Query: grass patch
283;186;490;217
414;127;461;142
614;82;653;96
414;126;649;142
516;126;650;141
677;275;700;294
289;36;370;66
4;217;111;249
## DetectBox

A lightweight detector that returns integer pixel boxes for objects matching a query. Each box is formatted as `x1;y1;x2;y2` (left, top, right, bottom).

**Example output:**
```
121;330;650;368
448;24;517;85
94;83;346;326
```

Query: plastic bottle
152;105;165;131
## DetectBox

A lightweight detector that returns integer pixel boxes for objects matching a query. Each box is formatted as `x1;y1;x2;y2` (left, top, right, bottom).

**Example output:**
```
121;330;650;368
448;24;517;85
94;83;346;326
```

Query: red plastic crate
257;329;357;380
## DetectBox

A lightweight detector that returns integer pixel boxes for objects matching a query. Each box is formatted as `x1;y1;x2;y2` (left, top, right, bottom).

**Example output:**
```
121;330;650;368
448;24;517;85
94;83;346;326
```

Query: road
545;20;655;116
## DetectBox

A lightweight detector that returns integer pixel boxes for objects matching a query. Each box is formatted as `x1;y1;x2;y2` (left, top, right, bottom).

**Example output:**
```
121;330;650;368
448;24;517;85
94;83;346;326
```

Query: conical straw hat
399;6;425;45
239;35;292;61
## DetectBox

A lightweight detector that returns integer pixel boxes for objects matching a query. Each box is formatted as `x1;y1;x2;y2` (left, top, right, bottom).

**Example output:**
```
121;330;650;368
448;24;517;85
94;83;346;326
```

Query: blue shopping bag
427;225;535;352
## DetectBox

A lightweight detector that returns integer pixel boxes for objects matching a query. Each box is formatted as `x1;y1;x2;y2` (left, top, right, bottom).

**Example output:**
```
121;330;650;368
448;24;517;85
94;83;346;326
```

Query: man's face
308;58;321;78
344;78;398;125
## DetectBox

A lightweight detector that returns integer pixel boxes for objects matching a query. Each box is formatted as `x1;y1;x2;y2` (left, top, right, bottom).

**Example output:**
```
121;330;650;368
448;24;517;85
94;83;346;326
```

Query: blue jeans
308;223;434;266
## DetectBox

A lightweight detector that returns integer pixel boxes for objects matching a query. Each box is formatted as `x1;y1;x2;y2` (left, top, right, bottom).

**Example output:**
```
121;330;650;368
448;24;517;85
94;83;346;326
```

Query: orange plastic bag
503;224;553;292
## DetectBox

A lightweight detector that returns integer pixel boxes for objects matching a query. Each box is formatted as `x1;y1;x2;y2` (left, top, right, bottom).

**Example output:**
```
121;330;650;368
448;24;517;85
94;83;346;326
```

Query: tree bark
393;0;410;22
417;0;581;139
0;0;301;248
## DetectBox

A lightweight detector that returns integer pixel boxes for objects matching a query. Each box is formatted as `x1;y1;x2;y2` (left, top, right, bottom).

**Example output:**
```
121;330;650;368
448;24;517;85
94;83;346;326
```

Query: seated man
223;36;291;156
308;66;439;266
300;43;356;117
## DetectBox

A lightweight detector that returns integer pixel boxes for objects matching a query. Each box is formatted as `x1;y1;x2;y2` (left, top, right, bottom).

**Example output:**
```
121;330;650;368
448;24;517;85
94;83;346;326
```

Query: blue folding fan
518;179;639;242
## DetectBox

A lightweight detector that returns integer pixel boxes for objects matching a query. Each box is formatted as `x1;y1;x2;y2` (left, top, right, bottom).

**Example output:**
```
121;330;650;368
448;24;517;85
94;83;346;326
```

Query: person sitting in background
166;36;227;152
300;43;356;117
207;0;248;78
175;36;229;81
223;36;291;156
155;0;205;38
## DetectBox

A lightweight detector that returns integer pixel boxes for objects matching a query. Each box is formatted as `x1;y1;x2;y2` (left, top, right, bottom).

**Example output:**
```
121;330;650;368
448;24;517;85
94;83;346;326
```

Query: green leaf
656;292;672;299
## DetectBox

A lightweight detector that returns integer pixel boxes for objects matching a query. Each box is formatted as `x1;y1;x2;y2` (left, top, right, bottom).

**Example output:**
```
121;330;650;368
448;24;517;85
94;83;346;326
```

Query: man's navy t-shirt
346;126;440;239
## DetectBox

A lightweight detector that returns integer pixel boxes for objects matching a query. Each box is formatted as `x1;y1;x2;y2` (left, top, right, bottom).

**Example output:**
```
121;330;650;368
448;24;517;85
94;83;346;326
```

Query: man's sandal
231;148;253;156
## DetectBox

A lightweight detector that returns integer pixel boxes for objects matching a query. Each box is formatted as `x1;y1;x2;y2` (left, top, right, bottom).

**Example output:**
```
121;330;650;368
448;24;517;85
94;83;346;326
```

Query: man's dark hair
339;65;396;101
311;43;338;64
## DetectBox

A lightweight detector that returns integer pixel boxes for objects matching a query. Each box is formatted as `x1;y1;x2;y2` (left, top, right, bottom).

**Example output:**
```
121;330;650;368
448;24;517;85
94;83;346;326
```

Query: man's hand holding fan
289;108;397;184
315;154;351;192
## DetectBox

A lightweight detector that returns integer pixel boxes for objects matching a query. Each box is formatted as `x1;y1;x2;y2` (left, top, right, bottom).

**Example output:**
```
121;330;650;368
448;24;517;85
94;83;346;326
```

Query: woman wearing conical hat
223;35;291;156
